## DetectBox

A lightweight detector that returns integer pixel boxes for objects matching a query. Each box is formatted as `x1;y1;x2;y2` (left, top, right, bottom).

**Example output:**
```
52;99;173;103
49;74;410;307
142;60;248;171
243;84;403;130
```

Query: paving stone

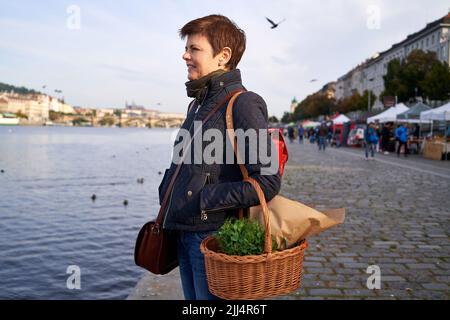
128;143;450;300
308;288;343;296
382;276;406;282
407;263;437;269
421;283;449;291
342;289;378;297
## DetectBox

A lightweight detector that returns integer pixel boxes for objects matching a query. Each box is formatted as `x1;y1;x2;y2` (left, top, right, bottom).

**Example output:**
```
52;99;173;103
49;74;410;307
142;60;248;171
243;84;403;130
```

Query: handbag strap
154;89;245;229
225;91;273;254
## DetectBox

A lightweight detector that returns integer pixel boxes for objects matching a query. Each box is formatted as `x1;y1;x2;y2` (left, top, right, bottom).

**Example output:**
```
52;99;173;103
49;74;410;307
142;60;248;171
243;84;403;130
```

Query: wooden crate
423;141;444;161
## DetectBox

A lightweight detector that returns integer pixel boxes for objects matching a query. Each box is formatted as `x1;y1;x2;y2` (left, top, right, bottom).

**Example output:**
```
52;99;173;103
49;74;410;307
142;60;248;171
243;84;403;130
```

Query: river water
0;126;177;299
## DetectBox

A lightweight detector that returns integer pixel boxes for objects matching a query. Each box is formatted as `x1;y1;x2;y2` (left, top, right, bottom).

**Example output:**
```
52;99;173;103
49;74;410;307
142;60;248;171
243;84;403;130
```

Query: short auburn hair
179;14;246;70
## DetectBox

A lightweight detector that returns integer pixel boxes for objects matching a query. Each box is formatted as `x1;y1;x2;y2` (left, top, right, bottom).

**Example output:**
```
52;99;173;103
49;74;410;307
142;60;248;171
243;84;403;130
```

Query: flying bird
265;17;286;29
310;79;318;82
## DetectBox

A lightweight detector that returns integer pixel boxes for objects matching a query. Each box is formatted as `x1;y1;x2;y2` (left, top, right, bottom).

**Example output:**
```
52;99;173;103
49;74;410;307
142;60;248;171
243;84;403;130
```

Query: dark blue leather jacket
159;69;281;232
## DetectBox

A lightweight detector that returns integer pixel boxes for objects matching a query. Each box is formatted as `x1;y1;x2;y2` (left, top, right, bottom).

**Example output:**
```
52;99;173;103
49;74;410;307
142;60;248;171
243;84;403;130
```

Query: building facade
335;12;450;110
0;93;49;123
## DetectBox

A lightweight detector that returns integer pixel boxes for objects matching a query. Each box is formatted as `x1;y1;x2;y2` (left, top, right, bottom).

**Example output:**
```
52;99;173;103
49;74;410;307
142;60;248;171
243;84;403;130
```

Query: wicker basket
200;177;308;300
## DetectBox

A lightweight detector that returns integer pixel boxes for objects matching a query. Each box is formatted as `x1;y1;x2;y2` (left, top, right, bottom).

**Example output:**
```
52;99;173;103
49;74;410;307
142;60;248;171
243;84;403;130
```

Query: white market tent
302;120;321;128
367;103;409;123
420;102;450;121
332;114;351;124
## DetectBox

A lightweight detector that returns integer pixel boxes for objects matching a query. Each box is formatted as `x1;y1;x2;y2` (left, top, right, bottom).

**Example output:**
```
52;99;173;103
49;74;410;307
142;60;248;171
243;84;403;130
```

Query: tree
382;58;409;102
281;112;293;123
0;82;41;95
72;117;89;126
361;90;377;111
294;93;336;120
49;110;60;121
421;60;450;101
99;116;115;126
15;110;28;119
337;92;361;113
268;115;279;123
381;49;449;103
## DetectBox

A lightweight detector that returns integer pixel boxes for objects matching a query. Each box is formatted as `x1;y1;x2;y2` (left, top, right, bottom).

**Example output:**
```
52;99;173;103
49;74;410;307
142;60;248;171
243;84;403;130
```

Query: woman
157;15;281;300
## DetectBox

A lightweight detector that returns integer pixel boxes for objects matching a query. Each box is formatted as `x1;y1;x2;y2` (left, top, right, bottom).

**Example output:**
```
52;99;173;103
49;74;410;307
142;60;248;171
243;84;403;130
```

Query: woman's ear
219;47;232;68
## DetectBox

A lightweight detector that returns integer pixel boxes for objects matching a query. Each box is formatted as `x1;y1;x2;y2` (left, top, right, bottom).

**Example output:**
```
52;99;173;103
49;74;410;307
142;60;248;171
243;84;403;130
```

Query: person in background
364;122;378;160
380;123;391;154
297;123;304;144
395;123;409;157
326;124;333;146
374;122;381;153
287;125;295;143
317;123;328;151
309;127;315;143
413;124;420;139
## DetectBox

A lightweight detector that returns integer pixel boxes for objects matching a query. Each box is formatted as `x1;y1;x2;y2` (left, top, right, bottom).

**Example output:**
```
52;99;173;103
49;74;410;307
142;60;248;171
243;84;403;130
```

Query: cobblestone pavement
129;143;450;300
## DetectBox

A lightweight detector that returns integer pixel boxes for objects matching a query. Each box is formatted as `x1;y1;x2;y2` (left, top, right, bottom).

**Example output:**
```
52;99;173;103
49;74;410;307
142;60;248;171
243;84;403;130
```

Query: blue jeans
365;142;375;158
318;136;326;150
177;230;219;300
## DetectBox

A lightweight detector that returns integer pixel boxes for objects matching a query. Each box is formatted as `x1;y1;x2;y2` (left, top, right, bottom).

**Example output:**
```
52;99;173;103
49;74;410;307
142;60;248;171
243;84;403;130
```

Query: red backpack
268;128;289;177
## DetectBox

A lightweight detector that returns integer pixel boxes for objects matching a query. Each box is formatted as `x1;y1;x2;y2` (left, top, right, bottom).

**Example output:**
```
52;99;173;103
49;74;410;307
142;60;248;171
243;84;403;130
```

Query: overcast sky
1;0;449;118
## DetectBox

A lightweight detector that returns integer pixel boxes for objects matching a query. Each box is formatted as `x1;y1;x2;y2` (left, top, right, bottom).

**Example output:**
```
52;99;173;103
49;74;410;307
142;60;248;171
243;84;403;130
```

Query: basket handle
243;177;272;254
224;92;273;254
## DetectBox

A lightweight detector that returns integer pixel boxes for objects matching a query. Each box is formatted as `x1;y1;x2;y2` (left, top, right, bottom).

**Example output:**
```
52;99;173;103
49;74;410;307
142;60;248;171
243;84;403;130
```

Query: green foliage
421;60;450;101
0;82;41;95
72;117;89;126
335;90;376;114
49;110;61;121
293;93;336;120
15;110;28;119
98;116;115;126
215;218;278;256
382;49;450;102
268;115;279;123
281;111;293;124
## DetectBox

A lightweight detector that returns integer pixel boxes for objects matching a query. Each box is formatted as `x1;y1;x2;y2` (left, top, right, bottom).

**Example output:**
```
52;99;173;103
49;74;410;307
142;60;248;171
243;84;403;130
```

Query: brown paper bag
249;195;345;249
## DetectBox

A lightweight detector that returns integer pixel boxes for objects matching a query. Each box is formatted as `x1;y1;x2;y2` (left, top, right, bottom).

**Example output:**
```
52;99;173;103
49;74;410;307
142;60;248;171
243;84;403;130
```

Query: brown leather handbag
134;89;245;275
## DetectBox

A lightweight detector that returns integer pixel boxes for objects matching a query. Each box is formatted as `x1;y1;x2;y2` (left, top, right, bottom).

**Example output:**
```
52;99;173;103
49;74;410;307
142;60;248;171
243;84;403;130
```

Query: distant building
0;92;49;123
46;96;75;114
290;97;298;113
319;82;336;99
335;12;450;110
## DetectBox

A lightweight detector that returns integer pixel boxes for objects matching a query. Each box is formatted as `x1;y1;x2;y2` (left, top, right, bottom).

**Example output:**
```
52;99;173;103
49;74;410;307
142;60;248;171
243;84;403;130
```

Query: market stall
420;102;450;160
331;114;350;147
367;103;409;123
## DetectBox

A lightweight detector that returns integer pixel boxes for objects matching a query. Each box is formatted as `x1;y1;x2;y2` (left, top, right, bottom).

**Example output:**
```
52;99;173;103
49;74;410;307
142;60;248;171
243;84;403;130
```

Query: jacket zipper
200;172;211;221
201;204;236;221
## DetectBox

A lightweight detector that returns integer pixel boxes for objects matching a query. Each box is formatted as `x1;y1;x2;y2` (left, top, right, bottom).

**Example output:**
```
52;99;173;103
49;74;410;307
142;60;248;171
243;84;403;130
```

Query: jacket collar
202;69;242;103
